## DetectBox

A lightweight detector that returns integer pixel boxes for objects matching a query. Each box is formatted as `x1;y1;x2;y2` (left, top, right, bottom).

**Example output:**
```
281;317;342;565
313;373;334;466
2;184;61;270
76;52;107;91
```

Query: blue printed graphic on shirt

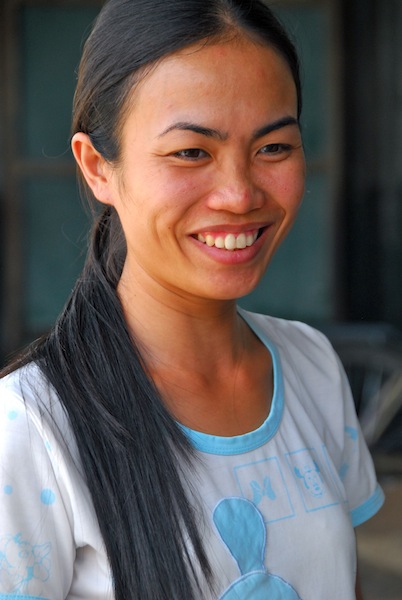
286;448;341;512
234;456;294;523
345;426;358;442
339;426;359;481
320;444;348;504
250;476;276;503
213;497;302;600
0;533;51;594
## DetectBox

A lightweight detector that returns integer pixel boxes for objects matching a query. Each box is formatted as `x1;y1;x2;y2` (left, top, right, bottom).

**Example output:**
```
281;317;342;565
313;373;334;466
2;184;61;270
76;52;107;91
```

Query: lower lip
191;227;271;265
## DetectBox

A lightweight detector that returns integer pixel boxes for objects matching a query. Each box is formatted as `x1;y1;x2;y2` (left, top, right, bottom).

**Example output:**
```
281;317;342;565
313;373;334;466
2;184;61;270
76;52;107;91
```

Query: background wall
340;0;402;329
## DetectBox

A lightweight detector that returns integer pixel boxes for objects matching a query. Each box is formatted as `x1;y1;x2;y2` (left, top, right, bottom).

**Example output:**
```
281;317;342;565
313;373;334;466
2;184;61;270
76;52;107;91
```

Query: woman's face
106;36;305;304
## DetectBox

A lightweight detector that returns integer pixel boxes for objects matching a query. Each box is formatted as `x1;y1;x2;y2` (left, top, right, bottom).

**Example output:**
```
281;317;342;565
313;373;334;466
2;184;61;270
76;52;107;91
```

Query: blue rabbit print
0;532;51;593
213;497;302;600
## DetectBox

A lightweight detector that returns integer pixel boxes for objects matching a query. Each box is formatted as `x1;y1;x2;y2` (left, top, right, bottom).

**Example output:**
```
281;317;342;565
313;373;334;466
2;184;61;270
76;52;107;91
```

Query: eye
258;143;292;157
172;148;209;160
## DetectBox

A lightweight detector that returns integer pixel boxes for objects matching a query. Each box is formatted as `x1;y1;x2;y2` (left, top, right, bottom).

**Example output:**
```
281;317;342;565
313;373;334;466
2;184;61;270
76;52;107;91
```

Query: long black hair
3;1;302;598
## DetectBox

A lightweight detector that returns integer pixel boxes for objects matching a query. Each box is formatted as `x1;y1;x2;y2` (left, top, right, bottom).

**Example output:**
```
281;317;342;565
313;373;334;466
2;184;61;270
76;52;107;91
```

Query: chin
202;276;264;302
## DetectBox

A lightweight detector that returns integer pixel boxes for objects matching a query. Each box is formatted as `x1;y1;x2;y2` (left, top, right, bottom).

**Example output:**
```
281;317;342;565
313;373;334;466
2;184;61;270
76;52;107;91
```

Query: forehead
122;37;298;137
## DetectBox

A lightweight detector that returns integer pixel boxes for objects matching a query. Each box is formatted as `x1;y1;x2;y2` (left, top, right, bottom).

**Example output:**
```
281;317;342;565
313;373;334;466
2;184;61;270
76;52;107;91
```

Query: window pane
22;177;89;332
275;6;330;162
21;6;99;159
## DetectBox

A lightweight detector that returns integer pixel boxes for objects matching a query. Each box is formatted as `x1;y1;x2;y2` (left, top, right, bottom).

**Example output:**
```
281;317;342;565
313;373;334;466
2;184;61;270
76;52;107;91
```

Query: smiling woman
0;1;383;599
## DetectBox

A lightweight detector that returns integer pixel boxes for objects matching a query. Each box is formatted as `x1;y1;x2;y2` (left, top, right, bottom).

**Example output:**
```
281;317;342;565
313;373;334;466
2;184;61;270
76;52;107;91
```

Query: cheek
288;178;305;212
276;163;306;213
159;169;207;202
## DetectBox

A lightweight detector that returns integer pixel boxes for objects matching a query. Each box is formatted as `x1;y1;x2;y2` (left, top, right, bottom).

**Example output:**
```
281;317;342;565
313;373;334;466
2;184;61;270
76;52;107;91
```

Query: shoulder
239;308;336;365
240;308;349;407
0;362;79;469
0;361;89;520
1;363;49;423
1;363;60;430
1;361;50;399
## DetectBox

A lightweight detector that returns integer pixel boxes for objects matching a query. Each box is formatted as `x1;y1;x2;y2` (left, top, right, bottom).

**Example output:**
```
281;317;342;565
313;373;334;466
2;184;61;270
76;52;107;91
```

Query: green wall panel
21;6;99;158
19;6;99;334
276;6;330;163
23;178;89;332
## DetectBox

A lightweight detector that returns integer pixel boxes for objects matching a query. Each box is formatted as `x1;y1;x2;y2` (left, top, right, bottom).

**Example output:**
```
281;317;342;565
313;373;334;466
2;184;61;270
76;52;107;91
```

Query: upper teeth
197;231;258;250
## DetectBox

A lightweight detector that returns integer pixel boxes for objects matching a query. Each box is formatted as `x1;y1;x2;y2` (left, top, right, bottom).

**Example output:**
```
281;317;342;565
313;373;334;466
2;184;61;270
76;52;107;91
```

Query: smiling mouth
195;229;263;251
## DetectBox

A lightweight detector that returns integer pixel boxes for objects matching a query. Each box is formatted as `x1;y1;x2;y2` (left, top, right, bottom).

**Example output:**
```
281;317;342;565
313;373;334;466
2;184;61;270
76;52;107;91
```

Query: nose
206;158;264;214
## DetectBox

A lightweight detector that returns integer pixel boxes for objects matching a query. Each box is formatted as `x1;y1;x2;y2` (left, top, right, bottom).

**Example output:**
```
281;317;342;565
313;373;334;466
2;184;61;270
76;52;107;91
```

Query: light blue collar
180;310;284;455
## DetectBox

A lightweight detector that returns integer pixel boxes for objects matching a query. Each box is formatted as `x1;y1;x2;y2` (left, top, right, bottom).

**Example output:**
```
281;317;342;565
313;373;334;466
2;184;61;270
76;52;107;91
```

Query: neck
117;266;272;436
117;270;245;374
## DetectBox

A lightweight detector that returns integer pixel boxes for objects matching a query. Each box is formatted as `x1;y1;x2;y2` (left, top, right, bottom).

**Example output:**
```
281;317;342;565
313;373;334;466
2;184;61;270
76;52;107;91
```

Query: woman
0;0;383;598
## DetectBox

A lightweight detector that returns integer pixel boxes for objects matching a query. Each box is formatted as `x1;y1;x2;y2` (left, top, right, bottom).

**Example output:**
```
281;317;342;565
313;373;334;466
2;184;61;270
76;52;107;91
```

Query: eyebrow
157;115;299;141
252;116;299;140
158;122;228;140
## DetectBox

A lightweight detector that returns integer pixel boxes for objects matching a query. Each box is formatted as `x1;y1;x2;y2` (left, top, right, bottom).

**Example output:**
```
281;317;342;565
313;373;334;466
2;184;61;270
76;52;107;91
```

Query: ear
71;132;115;205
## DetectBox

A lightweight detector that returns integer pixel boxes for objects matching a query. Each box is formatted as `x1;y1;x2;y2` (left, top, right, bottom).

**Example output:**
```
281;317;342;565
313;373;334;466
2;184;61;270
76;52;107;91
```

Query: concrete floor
356;460;402;600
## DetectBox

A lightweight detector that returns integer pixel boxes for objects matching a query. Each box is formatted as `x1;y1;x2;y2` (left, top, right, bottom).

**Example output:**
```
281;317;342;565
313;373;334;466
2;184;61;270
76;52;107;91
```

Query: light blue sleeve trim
351;484;385;527
0;596;49;600
179;311;285;455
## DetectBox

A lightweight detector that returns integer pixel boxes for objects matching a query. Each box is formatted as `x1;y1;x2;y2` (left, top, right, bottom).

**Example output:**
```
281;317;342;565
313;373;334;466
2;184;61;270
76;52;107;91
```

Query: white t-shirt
0;310;384;599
